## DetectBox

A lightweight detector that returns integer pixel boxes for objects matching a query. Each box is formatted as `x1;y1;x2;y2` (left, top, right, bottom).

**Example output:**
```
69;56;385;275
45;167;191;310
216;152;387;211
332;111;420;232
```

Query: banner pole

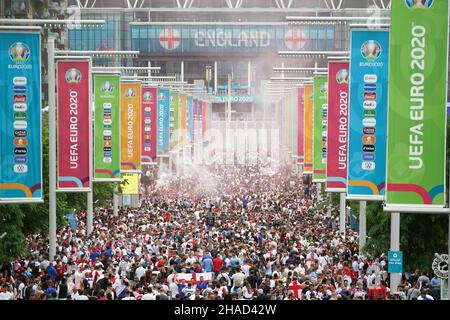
339;192;346;239
390;212;401;293
448;213;450;300
359;200;367;255
48;37;57;261
113;184;119;217
87;191;93;236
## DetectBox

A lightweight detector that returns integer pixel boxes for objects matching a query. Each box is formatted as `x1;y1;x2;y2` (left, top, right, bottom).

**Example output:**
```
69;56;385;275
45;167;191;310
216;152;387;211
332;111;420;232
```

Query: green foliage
0;205;26;262
0;115;116;261
360;201;448;273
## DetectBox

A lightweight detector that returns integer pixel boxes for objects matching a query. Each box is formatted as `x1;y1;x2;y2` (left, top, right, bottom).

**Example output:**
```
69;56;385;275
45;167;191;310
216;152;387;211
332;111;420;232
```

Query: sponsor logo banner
304;84;314;173
187;96;194;145
157;88;170;155
313;76;328;182
120;82;141;172
347;30;389;200
326;62;349;192
386;0;448;209
297;87;305;163
0;32;42;201
179;94;187;147
141;87;157;164
94;74;120;180
170;92;180;150
57;60;91;190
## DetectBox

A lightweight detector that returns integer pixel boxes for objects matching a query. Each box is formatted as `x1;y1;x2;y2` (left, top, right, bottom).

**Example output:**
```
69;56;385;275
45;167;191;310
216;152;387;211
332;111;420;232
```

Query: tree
1;113;117;261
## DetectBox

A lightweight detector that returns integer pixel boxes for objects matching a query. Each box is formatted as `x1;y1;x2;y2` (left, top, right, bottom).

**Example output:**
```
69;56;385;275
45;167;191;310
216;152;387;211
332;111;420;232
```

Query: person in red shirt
368;280;388;300
213;255;223;275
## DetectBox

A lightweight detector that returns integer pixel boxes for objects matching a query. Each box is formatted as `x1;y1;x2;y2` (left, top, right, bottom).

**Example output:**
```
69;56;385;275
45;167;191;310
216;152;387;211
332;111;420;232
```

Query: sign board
131;24;335;55
388;251;403;273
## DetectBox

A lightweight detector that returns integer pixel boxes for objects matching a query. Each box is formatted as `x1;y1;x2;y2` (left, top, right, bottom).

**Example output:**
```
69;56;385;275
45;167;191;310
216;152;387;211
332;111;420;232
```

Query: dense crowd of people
0;162;442;300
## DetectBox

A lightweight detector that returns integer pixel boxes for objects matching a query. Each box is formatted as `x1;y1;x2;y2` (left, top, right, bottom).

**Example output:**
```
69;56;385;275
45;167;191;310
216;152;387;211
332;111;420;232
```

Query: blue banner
131;24;335;55
0;32;42;203
157;88;170;155
347;30;389;201
187;96;193;145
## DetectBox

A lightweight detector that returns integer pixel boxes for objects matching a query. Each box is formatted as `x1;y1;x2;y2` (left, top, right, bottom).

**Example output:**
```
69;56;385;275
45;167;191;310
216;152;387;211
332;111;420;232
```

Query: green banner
93;74;121;181
170;92;179;150
313;76;328;182
386;0;449;211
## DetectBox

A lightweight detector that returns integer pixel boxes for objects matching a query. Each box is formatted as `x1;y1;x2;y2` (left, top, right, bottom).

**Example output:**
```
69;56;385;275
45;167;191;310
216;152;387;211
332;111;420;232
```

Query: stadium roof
69;0;390;10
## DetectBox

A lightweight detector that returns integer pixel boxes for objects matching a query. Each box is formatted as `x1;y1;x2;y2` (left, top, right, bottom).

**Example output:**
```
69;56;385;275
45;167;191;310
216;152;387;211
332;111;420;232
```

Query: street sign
388;251;403;273
432;253;448;279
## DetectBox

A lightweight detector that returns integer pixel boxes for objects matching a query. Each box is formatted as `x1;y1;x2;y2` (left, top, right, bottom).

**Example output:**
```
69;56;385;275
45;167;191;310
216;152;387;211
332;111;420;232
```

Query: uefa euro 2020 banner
120;81;141;173
187;96;194;145
297;87;305;164
303;84;314;174
179;94;187;146
0;32;43;203
312;76;328;182
57;60;91;191
93;73;121;182
291;89;298;157
386;0;449;212
141;87;157;164
157;88;170;155
170;92;179;150
347;30;389;201
326;62;349;193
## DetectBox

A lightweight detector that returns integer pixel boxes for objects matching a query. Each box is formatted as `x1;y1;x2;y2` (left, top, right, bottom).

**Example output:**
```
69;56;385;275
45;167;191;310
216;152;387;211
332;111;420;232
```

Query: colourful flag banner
93;73;121;181
157;88;170;156
303;84;314;174
291;90;298;157
326;61;349;192
170;92;179;150
386;0;449;212
57;60;91;191
297;87;305;164
141;87;157;164
120;81;141;173
348;30;389;201
0;31;43;203
187;96;193;145
179;94;187;146
312;76;328;182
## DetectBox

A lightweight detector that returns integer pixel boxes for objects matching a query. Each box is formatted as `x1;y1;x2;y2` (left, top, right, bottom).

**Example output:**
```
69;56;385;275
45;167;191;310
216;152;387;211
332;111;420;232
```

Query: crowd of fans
0;162;442;300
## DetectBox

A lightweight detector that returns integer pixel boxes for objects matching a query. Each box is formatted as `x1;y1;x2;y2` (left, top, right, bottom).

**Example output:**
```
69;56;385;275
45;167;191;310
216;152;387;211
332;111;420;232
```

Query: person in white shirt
169;281;179;299
231;270;245;289
135;263;146;281
182;282;196;298
73;289;89;300
141;287;157;300
241;261;252;277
